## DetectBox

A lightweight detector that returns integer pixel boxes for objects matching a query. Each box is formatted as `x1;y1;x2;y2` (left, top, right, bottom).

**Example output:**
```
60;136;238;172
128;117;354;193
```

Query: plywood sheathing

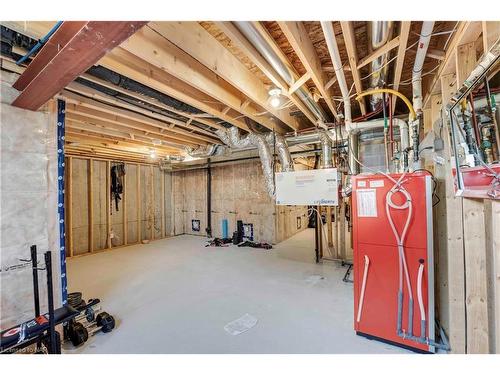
71;158;89;255
92;160;108;250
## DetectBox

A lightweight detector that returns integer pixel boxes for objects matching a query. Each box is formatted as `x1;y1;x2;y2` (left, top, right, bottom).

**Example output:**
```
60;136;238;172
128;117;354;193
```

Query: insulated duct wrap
185;144;230;158
266;133;295;172
251;133;276;198
216;127;297;198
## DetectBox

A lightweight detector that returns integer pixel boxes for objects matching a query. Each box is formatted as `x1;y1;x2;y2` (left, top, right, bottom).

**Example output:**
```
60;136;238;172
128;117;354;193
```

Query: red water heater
352;172;435;353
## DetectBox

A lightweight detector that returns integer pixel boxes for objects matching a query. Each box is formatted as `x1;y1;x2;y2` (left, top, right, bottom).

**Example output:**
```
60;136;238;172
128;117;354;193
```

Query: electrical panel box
275;168;338;206
352;172;435;352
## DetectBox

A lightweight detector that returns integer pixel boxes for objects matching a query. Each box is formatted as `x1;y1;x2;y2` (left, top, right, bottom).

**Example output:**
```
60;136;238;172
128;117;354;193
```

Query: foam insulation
1;72;60;330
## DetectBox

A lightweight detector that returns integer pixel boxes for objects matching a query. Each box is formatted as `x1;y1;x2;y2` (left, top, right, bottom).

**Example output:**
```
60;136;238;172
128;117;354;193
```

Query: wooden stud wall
64;156;169;257
424;29;500;353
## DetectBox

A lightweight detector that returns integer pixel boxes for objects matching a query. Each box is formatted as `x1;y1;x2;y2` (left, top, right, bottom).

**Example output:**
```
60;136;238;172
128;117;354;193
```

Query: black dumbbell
68;322;89;346
75;305;102;323
68;312;115;347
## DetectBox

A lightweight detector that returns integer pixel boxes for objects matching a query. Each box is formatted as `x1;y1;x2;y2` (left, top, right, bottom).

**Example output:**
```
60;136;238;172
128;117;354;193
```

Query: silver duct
216;127;276;198
185;144;230;158
319;130;333;168
368;21;394;110
266;133;295;172
233;22;329;125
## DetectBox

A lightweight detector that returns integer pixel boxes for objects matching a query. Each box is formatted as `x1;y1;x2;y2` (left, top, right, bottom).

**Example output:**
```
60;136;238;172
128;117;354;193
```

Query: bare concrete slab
65;229;409;354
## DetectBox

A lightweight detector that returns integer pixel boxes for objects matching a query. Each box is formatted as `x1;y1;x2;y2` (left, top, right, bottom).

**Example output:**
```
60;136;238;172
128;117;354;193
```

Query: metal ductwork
319;130;333;168
185;144;230;158
216;127;276;198
233;22;329;126
368;21;394;110
266;133;295;172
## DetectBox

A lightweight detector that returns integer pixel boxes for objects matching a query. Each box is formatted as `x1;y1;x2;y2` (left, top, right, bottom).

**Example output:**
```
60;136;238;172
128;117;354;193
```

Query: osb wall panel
172;171;186;235
126;164;139;244
71;158;89;255
92;160;107;251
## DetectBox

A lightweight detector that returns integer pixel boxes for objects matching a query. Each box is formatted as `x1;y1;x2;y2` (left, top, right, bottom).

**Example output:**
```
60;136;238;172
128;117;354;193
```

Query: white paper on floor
305;275;326;285
224;313;258;336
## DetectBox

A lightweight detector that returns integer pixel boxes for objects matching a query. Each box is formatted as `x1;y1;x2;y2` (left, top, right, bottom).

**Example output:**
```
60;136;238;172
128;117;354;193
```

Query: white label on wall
357;189;377;217
275;168;338;206
357;180;367;188
369;180;384;188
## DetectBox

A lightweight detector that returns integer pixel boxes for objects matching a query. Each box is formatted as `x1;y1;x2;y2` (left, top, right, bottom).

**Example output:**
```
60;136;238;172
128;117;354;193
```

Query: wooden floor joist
13;21;147;110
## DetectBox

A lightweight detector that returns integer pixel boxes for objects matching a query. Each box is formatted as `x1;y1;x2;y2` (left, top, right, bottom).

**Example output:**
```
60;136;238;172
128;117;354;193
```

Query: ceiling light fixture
268;88;282;108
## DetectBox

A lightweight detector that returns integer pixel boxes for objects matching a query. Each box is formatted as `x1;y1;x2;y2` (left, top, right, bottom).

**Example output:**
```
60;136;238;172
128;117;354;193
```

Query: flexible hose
357;255;370;323
385;177;414;336
417;262;426;339
355;88;416;121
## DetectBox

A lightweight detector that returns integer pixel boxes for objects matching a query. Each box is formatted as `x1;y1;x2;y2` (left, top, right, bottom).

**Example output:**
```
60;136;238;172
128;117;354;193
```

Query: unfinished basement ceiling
0;20;481;163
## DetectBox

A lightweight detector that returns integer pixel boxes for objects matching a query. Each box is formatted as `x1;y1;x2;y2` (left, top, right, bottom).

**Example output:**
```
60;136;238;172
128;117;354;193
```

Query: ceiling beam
12;21;147;110
65;103;205;147
66;113;195;147
278;21;340;121
62;90;218;144
340;21;367;115
148;21;298;131
288;72;311;95
357;35;401;70
66;81;218;139
100;47;249;131
121;26;288;133
391;21;411;113
215;21;318;126
79;73;224;131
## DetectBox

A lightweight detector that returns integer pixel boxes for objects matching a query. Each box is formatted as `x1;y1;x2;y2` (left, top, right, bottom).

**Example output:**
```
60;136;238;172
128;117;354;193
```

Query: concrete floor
65;229;408;354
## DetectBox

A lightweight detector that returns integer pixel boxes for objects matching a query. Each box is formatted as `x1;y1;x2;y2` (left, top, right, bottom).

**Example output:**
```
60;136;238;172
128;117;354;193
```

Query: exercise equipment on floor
0;246;79;354
63;294;116;348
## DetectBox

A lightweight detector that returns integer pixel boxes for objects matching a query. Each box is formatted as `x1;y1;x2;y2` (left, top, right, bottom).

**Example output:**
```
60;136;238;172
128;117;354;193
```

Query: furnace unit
352;172;436;352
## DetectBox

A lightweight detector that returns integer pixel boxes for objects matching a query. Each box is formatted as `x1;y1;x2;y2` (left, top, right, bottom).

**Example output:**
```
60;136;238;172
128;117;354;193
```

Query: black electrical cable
413;168;441;207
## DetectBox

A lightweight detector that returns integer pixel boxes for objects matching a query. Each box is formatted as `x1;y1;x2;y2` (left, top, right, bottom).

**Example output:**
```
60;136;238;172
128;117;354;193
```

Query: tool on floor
67;312;116;347
0;246;79;354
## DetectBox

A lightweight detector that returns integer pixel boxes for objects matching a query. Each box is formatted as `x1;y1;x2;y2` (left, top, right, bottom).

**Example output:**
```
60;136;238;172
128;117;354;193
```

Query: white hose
357;255;370;323
417;263;426;321
385;184;413;300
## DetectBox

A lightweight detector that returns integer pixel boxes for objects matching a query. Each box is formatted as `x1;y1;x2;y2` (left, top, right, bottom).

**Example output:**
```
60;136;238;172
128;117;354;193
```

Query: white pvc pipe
321;21;351;124
412;22;435;114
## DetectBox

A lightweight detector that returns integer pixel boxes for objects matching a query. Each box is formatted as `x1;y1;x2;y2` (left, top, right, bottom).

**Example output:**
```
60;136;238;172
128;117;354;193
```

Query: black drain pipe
206;159;212;238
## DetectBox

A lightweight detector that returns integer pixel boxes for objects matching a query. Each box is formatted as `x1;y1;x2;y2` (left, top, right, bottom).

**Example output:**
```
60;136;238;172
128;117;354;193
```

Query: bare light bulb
270;96;281;108
150;151;157;159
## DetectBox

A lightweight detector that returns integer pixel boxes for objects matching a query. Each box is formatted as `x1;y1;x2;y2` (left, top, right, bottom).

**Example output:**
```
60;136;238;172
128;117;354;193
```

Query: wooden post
150;165;154;240
137;164;141;242
161;170;165;238
88;159;94;252
67;156;73;257
456;40;491;353
490;201;500;353
106;160;111;249
438;73;466;354
326;206;333;249
123;163;128;246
